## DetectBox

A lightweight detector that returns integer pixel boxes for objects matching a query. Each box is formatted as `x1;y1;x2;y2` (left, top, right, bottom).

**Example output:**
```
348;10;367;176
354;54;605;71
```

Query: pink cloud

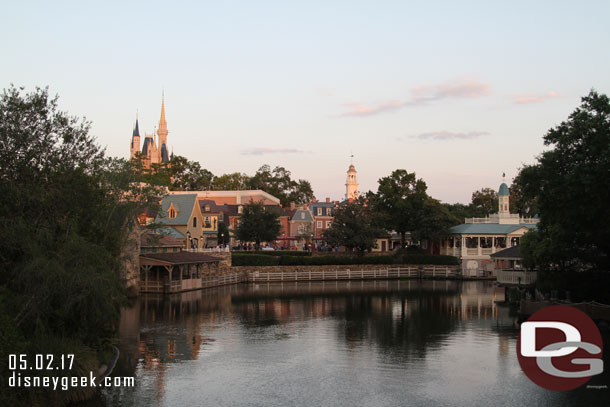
241;147;309;156
407;130;490;141
336;75;491;117
513;90;565;104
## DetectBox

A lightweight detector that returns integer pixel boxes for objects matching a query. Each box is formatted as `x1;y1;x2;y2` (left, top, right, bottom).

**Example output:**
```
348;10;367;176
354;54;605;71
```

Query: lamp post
186;231;192;250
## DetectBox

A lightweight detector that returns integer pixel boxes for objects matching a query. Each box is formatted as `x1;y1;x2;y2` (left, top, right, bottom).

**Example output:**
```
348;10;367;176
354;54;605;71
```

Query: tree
248;164;313;206
470;187;498;217
168;155;214;191
519;90;610;271
217;221;230;245
370;169;428;248
235;200;281;247
443;202;476;225
212;172;250;190
0;86;162;405
510;166;539;217
323;197;382;252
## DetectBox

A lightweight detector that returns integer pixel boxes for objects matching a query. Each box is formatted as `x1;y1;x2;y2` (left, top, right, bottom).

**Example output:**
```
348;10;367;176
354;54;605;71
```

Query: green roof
156;194;197;226
156;225;186;239
498;182;509;196
450;223;536;235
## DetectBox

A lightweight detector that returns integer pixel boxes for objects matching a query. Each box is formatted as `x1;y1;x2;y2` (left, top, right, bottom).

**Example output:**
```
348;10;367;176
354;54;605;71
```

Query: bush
231;254;280;266
232;253;459;266
232;250;312;257
397;254;459;265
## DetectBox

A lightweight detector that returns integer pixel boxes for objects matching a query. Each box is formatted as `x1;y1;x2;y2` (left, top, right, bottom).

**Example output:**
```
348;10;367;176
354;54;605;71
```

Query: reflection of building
440;182;539;277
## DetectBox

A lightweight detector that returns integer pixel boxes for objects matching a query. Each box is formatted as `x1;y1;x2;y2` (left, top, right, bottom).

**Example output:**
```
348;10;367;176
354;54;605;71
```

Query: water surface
101;280;609;406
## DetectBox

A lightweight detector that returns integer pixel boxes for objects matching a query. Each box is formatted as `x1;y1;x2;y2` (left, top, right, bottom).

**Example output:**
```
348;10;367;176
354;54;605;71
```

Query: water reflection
101;281;608;407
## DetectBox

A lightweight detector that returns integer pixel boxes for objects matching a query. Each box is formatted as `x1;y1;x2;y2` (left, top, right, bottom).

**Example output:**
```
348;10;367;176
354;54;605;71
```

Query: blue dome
498;183;509;196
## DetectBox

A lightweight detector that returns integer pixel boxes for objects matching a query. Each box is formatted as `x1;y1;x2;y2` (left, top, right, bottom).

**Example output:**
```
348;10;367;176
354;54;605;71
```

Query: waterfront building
439;181;539;277
169;190;280;205
155;194;205;249
130;93;171;168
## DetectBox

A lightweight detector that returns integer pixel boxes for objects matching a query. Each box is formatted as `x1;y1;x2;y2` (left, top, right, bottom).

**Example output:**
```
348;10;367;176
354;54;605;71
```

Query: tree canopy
247;164;314;206
0;86;162;405
323;197;383;252
519;90;610;271
234;200;281;247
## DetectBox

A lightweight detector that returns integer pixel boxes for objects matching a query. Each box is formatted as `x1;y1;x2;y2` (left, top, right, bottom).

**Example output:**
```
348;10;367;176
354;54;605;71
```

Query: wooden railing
247;266;459;282
495;269;537;285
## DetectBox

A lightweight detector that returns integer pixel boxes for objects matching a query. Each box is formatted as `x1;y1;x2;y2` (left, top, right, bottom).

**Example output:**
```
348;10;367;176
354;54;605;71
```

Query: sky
2;1;609;203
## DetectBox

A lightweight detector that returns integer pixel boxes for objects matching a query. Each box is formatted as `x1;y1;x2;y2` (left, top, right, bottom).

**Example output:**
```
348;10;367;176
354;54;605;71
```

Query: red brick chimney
290;202;296;210
325;197;330;203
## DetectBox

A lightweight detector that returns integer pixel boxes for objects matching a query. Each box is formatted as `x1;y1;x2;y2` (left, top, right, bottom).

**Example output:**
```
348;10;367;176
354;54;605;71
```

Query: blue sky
2;1;609;203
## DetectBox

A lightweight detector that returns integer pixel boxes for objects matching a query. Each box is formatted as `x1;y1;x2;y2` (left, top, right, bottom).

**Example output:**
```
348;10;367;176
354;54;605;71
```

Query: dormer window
205;205;210;212
317;208;322;216
238;205;243;214
301;213;305;219
168;203;178;219
326;208;331;216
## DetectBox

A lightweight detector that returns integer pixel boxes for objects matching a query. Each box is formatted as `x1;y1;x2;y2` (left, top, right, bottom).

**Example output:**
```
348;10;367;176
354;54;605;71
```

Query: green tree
0;86;162;405
370;169;428;248
248;164;313;206
212;172;250;190
519;90;610;271
235;200;281;247
510;166;539;217
323;197;383;252
470;187;498;217
168;155;214;190
217;221;230;245
443;202;476;225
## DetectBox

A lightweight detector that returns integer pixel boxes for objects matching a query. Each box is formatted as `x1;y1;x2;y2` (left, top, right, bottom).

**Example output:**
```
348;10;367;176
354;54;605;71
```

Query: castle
130;93;171;168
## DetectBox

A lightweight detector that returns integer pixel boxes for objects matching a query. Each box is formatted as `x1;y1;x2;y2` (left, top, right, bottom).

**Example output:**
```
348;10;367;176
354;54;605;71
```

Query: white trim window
317;208;322;216
317;221;322;228
326;221;331;228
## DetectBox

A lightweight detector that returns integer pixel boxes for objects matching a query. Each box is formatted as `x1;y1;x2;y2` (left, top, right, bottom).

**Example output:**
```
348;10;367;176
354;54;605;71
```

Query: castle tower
158;92;169;162
130;116;141;159
345;162;359;201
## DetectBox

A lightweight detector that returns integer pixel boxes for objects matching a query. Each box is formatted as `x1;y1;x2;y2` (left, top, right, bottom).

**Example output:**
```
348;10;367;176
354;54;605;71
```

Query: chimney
312;197;317;203
325;197;330;203
290;202;296;210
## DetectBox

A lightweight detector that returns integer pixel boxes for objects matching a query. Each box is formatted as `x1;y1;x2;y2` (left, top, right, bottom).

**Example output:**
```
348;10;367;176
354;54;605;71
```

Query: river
96;280;608;406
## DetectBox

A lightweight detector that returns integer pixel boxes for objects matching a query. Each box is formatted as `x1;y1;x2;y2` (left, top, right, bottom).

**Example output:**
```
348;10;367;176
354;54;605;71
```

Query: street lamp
186;231;192;250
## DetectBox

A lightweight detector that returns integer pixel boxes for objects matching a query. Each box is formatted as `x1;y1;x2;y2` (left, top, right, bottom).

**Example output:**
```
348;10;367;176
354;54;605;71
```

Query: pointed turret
130;116;141;159
157;91;169;162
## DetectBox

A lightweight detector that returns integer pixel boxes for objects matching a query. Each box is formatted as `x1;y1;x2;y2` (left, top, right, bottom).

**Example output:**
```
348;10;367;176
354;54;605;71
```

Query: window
204;216;211;228
317;221;322;228
317;208;322;215
301;213;305;219
168;203;177;219
238;205;243;214
193;217;197;227
205;205;210;212
326;221;331;228
326;208;331;216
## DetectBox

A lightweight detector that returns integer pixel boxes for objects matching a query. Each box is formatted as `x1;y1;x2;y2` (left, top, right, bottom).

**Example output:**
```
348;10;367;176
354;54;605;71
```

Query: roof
154;225;186;238
140;252;220;265
490;245;521;259
156;194;197;225
141;233;183;248
131;119;140;144
199;199;226;213
142;136;154;155
161;143;169;162
292;208;314;222
449;223;536;235
498;182;510;196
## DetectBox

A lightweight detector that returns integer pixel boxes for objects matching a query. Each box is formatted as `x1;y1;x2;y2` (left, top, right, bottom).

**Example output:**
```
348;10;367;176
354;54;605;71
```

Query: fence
247;265;459;282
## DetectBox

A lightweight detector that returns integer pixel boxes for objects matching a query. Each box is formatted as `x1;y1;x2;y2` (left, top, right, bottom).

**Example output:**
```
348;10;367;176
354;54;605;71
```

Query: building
439;181;539;277
310;198;334;240
129;93;171;168
169;190;280;205
155;194;204;249
289;206;315;249
345;162;359;201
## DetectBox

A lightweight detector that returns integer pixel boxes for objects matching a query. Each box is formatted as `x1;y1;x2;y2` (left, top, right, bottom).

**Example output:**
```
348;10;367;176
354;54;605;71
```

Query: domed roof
347;164;356;172
498;182;509;196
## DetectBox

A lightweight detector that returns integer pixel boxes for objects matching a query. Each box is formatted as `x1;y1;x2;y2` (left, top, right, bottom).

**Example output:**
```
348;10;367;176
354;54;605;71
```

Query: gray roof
450;223;537;235
155;225;186;239
490;245;521;259
292;208;314;222
156;194;197;226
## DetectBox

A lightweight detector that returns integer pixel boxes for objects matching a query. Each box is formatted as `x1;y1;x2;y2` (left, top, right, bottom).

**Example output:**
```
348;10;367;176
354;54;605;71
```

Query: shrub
231;254;280;266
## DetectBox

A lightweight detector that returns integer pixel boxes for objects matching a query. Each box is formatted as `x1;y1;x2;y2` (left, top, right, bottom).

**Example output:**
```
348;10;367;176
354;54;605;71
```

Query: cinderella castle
129;93;171;168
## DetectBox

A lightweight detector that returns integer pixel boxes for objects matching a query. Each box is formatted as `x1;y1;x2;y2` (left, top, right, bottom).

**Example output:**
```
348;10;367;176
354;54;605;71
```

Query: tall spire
158;90;168;143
